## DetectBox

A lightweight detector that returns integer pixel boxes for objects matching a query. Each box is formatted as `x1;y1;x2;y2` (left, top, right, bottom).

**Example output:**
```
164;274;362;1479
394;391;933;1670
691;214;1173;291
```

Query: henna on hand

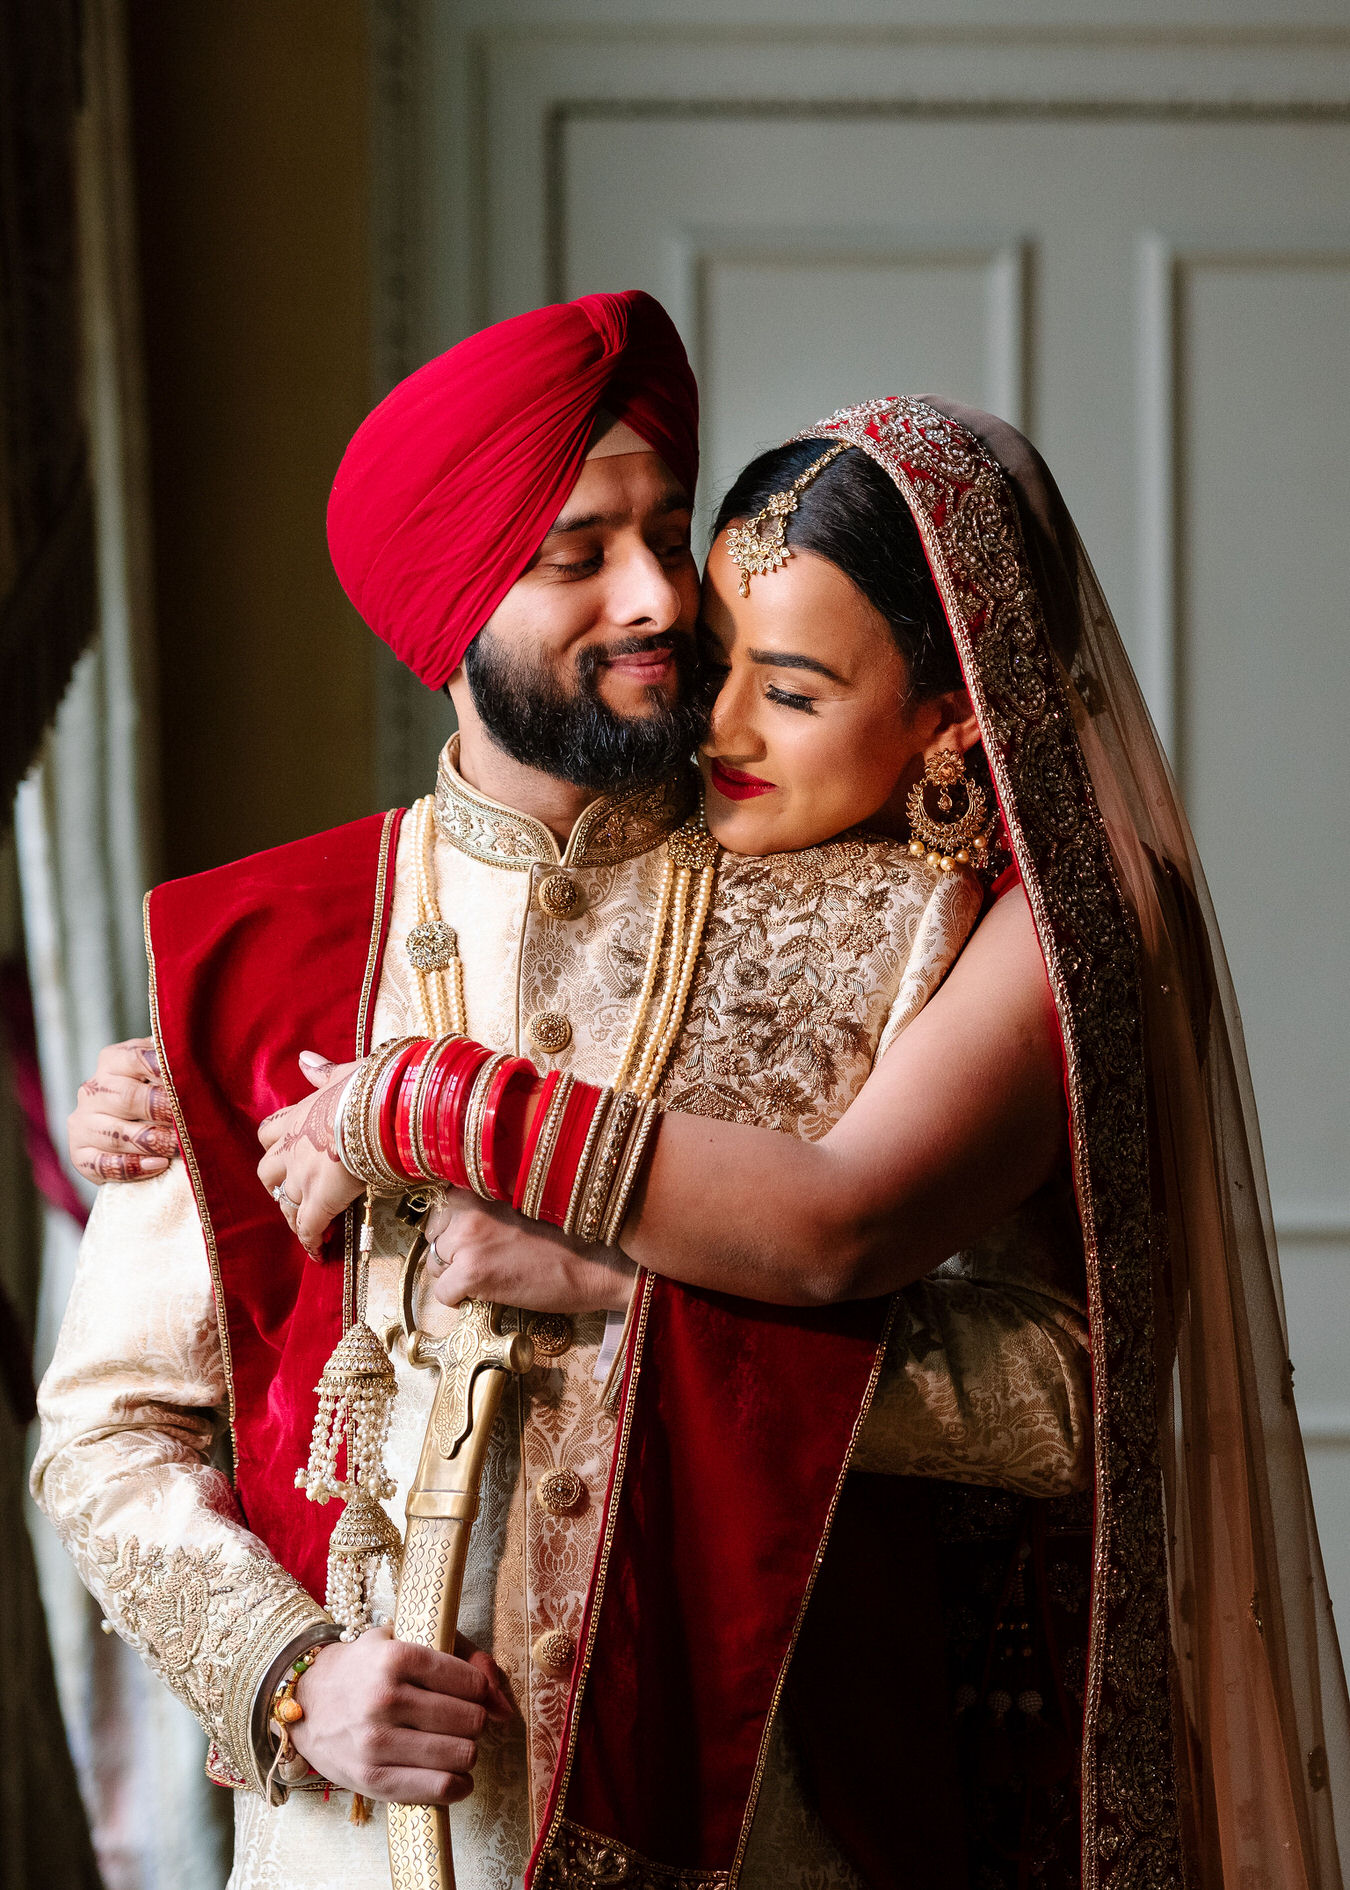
79;1150;165;1183
275;1081;345;1162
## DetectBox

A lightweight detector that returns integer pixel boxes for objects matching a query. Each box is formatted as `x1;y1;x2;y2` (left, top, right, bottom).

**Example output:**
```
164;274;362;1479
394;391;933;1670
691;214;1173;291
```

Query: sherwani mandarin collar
433;733;697;871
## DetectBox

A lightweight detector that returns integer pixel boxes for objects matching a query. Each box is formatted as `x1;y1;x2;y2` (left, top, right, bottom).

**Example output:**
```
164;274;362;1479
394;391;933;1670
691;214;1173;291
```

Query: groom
41;291;1089;1890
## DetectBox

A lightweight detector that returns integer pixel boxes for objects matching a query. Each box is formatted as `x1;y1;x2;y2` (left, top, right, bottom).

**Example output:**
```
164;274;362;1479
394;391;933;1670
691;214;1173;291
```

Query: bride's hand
256;1052;364;1253
425;1193;635;1315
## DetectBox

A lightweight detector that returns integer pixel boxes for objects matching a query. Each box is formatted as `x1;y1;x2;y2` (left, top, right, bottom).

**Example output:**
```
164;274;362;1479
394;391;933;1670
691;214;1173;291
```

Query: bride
69;395;1348;1889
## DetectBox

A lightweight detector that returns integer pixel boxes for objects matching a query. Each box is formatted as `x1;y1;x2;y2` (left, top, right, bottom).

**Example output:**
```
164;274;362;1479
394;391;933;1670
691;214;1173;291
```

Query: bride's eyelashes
765;683;818;714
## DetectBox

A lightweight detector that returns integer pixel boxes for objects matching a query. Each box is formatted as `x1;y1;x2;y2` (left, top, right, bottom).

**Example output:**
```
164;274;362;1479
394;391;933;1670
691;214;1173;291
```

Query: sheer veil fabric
791;397;1347;1889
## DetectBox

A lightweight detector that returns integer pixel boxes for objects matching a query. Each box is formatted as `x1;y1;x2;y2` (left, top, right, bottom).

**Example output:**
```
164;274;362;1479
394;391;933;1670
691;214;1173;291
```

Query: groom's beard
463;628;710;794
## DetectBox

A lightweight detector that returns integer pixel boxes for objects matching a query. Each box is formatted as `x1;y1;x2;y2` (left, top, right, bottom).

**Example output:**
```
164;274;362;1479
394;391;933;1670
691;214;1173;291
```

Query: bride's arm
622;886;1067;1306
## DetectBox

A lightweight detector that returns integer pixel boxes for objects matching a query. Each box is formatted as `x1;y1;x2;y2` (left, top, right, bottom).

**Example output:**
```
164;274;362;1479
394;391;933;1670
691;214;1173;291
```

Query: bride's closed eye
765;683;817;714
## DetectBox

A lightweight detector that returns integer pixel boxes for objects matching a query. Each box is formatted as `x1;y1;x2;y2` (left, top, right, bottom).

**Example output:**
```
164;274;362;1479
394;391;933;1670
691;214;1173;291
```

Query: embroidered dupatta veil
791;397;1348;1889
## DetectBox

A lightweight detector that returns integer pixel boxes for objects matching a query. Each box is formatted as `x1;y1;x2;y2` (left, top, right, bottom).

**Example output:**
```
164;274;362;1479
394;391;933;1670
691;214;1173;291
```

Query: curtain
13;0;229;1883
0;0;97;823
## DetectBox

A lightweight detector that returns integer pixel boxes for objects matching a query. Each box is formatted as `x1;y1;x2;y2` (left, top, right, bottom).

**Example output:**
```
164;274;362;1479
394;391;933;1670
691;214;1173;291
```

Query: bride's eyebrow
748;649;845;684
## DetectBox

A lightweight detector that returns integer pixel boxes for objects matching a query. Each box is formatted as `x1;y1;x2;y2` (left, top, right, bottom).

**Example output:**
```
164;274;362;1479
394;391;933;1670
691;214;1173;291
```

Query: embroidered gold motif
78;1528;326;1791
660;836;947;1140
536;1820;730;1890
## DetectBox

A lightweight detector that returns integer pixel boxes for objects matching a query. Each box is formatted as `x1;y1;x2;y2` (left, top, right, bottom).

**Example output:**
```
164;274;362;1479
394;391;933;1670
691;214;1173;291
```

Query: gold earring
907;749;993;873
724;442;849;598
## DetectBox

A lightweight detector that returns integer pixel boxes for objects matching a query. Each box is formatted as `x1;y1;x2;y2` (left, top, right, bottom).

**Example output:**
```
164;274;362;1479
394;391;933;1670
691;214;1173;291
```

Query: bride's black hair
711;441;964;699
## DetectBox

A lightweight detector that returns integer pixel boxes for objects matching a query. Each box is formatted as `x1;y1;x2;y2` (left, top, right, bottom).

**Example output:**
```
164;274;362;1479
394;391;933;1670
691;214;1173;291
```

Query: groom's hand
256;1052;363;1253
425;1192;637;1315
292;1626;512;1805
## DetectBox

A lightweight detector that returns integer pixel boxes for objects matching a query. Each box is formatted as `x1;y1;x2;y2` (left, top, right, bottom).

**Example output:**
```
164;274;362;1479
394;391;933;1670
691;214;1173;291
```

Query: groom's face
457;450;708;792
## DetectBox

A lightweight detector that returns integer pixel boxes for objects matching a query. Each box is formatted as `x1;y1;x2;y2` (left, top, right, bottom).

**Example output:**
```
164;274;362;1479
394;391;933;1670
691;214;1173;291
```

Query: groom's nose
602;538;696;637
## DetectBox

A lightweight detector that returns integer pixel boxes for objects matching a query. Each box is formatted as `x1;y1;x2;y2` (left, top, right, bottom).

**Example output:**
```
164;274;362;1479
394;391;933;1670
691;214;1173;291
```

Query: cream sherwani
34;743;1092;1890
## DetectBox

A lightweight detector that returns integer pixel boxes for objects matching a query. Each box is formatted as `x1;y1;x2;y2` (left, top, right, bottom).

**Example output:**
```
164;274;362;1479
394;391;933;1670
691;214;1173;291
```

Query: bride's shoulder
955;880;1054;999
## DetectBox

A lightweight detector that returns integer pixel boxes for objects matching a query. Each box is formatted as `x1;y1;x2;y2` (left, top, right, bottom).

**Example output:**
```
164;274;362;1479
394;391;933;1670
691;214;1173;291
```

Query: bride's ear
921;688;981;758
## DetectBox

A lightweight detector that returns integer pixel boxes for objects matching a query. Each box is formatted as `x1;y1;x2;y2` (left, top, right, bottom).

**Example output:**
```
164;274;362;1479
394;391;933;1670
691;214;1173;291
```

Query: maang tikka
725;442;848;597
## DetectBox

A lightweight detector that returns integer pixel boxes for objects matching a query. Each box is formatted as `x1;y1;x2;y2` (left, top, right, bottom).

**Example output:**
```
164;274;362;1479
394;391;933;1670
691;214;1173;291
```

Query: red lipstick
708;759;776;801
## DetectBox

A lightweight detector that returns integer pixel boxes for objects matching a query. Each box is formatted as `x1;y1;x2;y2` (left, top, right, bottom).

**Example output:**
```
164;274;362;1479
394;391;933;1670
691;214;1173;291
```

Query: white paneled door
392;7;1350;1630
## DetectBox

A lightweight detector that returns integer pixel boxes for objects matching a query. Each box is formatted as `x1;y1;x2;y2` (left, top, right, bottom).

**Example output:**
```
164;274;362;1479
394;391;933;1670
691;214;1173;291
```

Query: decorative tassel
325;1486;404;1640
349;1791;373;1825
296;1308;401;1638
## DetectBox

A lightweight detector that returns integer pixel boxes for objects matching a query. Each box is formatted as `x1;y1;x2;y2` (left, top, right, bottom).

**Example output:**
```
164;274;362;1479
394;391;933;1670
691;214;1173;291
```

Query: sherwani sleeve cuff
243;1611;345;1801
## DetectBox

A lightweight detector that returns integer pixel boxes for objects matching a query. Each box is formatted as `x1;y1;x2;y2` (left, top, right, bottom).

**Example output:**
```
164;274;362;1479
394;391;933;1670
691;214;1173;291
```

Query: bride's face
698;531;948;856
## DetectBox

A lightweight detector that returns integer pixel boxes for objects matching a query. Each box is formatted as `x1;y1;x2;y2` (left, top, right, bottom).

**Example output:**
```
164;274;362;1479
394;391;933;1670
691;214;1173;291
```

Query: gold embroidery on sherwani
794;397;1181;1889
433;734;695;871
78;1532;320;1790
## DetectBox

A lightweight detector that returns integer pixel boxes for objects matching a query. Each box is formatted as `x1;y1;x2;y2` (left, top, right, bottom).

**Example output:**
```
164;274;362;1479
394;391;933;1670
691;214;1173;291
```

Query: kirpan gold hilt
386;1233;532;1890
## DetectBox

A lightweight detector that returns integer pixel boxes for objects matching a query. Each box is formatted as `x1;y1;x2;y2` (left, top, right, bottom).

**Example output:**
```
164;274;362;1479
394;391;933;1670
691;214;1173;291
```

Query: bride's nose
703;666;764;759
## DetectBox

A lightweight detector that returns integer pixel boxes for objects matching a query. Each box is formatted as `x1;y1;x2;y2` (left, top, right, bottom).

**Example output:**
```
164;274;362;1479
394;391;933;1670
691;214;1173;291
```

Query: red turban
327;290;699;689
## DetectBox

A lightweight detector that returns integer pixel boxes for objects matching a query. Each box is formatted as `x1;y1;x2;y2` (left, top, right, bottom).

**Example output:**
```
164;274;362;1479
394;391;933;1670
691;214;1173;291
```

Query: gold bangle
521;1072;573;1222
345;1038;421;1192
563;1087;613;1238
576;1089;639;1245
600;1098;660;1247
339;1053;386;1190
462;1053;509;1201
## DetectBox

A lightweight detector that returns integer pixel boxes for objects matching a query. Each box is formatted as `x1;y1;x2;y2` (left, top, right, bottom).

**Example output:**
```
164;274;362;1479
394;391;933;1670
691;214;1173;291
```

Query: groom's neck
452;709;594;848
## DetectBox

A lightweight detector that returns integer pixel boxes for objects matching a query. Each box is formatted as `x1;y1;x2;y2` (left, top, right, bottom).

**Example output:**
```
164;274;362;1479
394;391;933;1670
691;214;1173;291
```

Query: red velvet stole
145;810;402;1602
532;1278;894;1881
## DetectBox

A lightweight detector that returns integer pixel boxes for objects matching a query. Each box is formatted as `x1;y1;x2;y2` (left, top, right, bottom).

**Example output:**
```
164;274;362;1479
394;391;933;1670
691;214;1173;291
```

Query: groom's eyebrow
748;649;846;684
543;488;690;540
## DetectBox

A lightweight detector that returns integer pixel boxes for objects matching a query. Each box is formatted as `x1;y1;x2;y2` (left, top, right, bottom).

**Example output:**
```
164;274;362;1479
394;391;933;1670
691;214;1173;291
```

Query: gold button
528;1010;572;1055
538;871;582;919
536;1467;585;1515
531;1628;576;1678
528;1312;573;1358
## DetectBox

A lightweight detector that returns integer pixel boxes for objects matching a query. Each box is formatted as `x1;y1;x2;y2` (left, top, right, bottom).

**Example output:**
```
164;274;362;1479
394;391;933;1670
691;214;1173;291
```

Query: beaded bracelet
265;1640;329;1795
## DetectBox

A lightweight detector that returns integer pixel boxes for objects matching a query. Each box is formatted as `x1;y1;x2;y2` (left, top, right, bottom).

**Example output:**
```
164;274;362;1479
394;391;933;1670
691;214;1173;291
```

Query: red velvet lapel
532;1275;895;1883
145;809;403;1602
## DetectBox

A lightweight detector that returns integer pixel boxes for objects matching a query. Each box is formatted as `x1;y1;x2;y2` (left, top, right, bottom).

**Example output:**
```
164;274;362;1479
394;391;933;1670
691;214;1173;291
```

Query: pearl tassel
296;1193;402;1637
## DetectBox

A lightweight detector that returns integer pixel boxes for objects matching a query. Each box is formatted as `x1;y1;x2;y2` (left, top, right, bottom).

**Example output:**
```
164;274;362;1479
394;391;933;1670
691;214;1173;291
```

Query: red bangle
479;1057;539;1202
393;1041;438;1180
431;1042;494;1188
421;1039;484;1185
412;1039;469;1181
512;1070;561;1211
373;1040;428;1183
537;1080;604;1228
